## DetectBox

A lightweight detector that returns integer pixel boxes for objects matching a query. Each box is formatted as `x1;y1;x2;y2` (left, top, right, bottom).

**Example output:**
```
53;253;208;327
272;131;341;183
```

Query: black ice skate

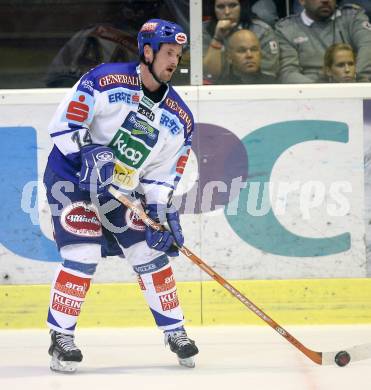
48;330;83;373
164;326;199;368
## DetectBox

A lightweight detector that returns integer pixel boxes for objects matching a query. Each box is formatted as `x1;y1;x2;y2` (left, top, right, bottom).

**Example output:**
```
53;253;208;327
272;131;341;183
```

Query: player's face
300;0;336;21
215;0;241;24
326;50;356;82
153;43;182;82
228;31;261;75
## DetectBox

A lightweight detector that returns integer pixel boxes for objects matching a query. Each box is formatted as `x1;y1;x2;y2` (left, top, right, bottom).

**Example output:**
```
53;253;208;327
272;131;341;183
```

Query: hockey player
44;18;198;373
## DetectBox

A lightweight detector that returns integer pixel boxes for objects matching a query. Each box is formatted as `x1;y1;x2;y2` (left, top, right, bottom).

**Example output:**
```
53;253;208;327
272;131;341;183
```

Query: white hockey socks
134;255;185;331
47;263;92;334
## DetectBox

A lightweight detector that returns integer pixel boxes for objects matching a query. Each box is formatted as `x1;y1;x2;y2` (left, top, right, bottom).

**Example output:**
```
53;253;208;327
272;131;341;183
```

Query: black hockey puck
334;351;351;367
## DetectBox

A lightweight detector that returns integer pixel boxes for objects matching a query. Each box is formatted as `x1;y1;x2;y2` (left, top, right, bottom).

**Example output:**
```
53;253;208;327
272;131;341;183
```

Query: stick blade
321;343;371;366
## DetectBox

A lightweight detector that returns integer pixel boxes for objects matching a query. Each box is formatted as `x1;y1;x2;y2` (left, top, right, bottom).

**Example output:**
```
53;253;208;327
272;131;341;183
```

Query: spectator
203;0;279;82
292;0;371;19
275;1;371;83
45;0;161;87
322;43;357;82
251;0;280;26
220;29;278;83
340;1;371;20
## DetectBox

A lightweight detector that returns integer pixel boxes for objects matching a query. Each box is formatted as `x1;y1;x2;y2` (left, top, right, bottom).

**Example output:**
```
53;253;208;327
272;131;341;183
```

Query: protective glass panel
0;0;190;88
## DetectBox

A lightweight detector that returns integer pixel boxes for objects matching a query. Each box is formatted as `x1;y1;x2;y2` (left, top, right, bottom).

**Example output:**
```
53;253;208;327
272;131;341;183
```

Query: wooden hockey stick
108;186;371;367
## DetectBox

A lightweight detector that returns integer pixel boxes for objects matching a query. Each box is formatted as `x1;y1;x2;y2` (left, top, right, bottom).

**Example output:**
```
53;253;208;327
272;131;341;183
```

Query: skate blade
178;356;195;368
50;356;78;374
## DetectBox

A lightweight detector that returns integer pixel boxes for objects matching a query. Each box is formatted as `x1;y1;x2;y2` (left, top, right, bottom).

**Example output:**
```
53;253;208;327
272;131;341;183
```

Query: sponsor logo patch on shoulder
63;91;94;125
80;79;94;94
60;202;102;237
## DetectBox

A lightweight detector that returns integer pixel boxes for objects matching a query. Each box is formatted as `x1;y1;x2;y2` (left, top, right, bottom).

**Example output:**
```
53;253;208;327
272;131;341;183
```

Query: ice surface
1;325;371;390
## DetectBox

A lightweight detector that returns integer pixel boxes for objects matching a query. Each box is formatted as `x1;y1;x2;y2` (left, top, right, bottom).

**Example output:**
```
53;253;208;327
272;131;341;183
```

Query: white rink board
193;98;365;280
0;86;369;284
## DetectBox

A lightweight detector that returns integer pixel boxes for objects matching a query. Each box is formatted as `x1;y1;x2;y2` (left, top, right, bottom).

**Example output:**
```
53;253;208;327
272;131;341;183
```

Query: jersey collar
301;9;340;26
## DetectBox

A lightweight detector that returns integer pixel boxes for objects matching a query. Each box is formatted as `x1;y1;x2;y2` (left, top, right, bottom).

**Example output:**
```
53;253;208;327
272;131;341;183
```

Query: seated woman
322;43;358;83
203;0;279;83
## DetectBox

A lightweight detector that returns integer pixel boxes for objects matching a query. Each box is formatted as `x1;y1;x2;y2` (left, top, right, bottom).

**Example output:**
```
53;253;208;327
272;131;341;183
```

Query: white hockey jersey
47;61;194;205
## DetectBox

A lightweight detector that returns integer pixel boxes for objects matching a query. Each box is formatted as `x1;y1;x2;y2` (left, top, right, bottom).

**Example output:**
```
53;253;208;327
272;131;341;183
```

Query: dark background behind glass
0;0;344;89
0;0;191;88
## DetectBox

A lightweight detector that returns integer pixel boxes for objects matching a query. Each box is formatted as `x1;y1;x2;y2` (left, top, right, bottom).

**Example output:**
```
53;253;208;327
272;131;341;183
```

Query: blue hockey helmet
137;19;188;57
